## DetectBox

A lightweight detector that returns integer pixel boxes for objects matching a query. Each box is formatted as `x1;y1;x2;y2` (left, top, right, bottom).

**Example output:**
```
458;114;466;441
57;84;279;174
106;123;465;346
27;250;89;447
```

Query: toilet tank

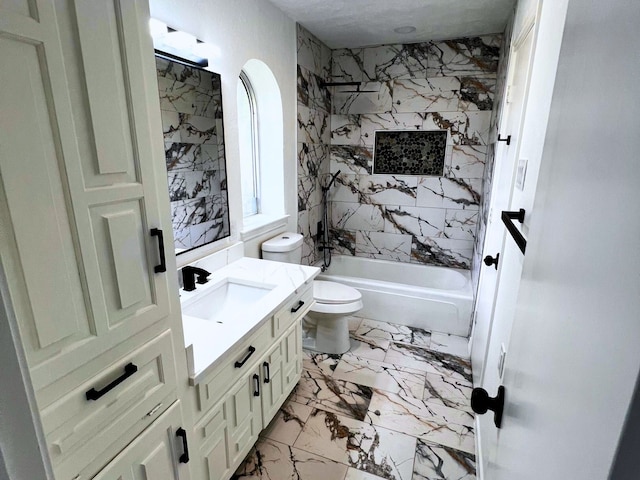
261;232;303;264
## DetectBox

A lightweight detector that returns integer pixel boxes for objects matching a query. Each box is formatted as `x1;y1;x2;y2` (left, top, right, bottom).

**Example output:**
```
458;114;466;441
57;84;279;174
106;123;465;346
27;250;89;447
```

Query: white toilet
261;232;362;354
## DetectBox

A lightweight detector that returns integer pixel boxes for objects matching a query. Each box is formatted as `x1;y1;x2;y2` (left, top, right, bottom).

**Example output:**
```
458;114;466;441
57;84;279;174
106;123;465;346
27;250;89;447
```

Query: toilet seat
313;280;361;304
310;280;363;314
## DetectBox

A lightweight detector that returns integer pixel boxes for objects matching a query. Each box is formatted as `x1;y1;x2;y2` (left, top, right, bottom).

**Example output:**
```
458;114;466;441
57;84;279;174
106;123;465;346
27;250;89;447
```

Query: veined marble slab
290;369;373;421
366;390;475;454
233;437;348;479
355;319;432;347
332;353;426;398
383;342;472;385
294;408;417;480
413;439;476;480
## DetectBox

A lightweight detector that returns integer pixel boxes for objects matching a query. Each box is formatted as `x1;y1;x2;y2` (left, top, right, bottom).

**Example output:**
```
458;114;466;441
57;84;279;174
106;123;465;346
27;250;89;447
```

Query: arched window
237;60;286;238
237;71;260;217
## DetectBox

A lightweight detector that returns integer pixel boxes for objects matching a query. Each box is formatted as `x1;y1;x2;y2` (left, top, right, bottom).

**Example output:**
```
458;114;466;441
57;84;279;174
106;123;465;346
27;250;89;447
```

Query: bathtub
316;255;473;336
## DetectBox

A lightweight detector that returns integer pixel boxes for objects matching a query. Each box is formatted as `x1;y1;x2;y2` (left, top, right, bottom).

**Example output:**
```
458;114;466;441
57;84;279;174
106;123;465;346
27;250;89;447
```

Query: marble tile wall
157;57;230;252
329;35;501;269
297;25;332;265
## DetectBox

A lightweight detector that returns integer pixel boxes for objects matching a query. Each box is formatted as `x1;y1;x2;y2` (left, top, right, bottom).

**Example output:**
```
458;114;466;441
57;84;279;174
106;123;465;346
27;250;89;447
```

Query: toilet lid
313;280;361;304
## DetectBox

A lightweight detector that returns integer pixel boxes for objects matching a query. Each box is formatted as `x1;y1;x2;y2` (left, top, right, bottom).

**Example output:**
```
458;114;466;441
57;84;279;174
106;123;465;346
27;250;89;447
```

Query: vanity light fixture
149;18;210;67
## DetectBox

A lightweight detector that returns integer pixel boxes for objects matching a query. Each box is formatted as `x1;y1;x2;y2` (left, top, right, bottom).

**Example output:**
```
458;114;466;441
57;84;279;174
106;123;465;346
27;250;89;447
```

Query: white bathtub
317;255;473;336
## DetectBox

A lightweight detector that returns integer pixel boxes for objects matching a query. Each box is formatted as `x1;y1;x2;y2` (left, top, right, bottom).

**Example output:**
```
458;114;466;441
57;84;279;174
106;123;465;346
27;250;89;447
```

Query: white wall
149;0;298;259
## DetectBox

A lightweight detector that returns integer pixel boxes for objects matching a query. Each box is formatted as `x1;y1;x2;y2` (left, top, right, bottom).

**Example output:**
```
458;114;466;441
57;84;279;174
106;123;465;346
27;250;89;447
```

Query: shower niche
373;130;447;176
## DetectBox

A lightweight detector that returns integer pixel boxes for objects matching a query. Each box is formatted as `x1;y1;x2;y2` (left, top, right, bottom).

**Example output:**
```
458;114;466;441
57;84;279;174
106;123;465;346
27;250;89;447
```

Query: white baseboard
475;415;485;480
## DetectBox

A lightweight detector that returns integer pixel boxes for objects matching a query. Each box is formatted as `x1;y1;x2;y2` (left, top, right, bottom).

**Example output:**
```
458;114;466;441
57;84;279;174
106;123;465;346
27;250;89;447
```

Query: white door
471;15;536;386
475;0;570;475
482;0;640;477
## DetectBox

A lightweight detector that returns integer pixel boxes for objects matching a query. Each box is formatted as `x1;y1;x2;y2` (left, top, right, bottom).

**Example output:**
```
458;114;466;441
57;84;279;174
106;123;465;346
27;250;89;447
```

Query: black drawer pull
176;427;190;463
253;374;260;396
85;363;138;401
150;228;167;273
290;300;305;313
234;346;256;368
263;362;270;384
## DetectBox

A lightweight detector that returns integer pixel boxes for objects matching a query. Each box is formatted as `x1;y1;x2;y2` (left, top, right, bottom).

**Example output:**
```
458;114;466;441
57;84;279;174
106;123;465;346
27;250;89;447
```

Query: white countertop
180;257;320;384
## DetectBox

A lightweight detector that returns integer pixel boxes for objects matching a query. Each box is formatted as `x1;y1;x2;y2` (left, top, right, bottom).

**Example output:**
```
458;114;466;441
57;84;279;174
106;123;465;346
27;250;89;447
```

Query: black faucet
182;266;211;291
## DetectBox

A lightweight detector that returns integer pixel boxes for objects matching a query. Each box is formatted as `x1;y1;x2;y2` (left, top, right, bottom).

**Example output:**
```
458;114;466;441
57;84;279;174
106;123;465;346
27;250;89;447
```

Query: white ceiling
267;0;516;48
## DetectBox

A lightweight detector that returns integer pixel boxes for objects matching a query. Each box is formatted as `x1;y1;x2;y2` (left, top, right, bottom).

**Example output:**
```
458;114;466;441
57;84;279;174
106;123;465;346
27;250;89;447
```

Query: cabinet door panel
0;34;90;352
0;0;176;393
195;399;231;480
93;401;192;480
225;368;262;467
283;322;302;393
261;343;284;424
73;0;132;176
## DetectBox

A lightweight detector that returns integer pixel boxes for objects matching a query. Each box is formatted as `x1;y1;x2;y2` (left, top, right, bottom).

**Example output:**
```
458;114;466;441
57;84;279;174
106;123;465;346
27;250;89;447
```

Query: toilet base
303;311;352;355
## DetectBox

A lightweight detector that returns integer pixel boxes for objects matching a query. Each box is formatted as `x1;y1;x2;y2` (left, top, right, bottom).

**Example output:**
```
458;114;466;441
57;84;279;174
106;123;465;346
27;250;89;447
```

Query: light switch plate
516;158;528;190
498;343;507;378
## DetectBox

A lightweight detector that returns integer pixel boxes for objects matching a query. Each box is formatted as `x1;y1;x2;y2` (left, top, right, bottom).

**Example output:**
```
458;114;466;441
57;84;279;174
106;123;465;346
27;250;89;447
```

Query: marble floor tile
302;350;342;375
423;373;473;413
384;343;472;385
259;400;314;446
294;409;416;480
290;369;373;421
349;335;391;362
413;439;476;480
429;333;470;358
355;319;431;347
366;390;475;454
349;316;365;332
232;437;348;480
333;353;426;398
346;468;388;480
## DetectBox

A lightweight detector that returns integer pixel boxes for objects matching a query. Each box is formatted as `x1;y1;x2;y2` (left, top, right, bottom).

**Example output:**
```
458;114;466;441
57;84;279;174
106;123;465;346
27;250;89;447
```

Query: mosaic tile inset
374;130;447;176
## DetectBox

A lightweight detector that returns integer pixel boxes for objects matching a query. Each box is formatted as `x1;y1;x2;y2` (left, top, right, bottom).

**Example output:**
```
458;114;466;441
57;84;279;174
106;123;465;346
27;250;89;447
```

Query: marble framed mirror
155;53;230;255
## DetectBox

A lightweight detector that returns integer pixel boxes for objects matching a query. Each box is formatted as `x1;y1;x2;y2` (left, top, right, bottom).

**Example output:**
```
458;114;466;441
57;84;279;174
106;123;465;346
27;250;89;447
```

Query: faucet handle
196;269;210;284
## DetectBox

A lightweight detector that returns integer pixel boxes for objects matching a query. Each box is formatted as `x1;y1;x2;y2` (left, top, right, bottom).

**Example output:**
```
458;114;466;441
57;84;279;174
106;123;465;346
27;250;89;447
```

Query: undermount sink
182;278;275;324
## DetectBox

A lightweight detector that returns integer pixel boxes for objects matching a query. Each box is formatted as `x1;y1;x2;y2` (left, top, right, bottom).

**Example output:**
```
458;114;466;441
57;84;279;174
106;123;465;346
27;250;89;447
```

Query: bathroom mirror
156;53;230;254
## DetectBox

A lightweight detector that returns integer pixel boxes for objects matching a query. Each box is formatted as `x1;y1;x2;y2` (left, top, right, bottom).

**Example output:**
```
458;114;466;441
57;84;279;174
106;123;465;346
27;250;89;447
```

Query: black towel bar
501;209;527;254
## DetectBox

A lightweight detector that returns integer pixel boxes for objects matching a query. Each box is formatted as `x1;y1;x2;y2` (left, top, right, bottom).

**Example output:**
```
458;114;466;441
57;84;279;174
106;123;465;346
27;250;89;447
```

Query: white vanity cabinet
0;0;191;479
192;286;311;480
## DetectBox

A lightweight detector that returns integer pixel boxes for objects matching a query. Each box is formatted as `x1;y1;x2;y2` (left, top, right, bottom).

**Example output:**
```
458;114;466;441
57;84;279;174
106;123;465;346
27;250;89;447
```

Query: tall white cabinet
0;0;192;478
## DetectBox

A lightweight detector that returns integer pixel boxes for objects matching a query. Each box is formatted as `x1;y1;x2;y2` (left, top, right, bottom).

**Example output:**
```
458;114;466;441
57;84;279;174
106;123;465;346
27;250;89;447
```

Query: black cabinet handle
290;300;305;313
471;386;505;428
483;253;500;270
263;362;270;384
253;374;260;396
86;363;138;401
150;228;167;273
501;209;527;254
176;427;190;463
234;346;256;368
